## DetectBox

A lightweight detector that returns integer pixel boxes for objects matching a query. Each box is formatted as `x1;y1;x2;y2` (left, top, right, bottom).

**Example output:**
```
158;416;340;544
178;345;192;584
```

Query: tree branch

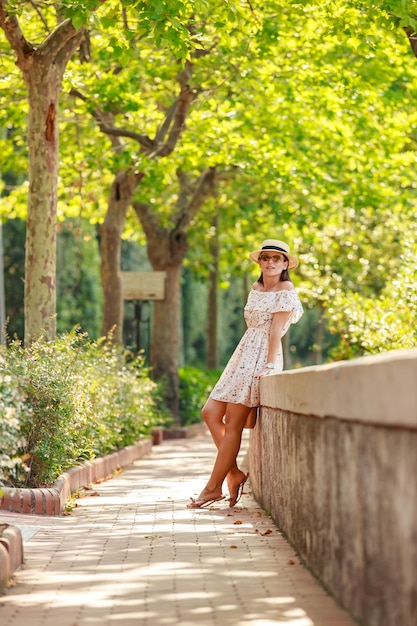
37;18;83;65
149;61;195;158
0;1;35;61
96;125;156;152
0;2;85;74
55;28;87;69
404;26;417;58
98;59;196;157
132;200;164;240
92;112;125;153
150;88;194;157
29;0;50;33
121;2;129;30
70;87;152;153
174;167;217;231
154;100;178;145
70;56;196;159
175;169;193;215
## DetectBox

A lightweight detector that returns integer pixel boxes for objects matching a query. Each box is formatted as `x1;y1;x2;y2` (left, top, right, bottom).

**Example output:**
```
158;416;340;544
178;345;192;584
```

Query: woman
187;238;303;509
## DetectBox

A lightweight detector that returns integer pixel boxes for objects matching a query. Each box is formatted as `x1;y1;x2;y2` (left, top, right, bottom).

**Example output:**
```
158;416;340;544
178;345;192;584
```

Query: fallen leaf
261;529;272;536
230;545;238;549
144;535;162;539
233;520;243;525
288;560;295;565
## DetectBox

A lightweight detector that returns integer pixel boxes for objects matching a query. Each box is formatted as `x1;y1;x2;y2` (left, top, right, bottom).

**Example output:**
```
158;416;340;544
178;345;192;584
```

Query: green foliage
2;219;25;340
2;0;417;366
2;218;104;341
56;220;103;338
0;365;29;487
327;237;417;358
288;305;339;366
0;330;168;488
179;366;221;425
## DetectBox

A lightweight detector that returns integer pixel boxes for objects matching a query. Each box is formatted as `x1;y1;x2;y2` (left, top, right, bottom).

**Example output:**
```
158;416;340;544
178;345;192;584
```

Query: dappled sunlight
0;436;353;626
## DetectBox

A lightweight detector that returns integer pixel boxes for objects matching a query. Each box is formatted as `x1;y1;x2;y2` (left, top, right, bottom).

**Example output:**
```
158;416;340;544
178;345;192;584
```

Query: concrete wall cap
260;348;417;428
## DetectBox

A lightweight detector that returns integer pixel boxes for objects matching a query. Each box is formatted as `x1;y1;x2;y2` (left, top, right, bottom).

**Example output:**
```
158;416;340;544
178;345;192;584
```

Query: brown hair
257;268;291;285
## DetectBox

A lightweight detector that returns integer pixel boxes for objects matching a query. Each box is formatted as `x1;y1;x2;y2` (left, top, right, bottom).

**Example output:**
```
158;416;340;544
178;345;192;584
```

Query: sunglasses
258;254;286;263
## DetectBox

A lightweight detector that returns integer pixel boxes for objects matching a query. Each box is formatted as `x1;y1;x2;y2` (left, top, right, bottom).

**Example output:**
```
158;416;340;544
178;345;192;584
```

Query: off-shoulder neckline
250;287;295;294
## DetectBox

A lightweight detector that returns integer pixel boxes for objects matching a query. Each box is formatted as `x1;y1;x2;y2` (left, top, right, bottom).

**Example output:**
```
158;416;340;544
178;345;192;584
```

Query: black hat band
261;245;288;254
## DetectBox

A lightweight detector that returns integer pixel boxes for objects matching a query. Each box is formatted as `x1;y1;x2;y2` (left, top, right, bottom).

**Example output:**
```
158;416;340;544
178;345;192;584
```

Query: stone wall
249;349;417;626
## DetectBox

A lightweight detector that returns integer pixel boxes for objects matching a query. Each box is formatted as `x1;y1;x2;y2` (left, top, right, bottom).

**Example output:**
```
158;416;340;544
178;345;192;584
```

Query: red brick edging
0;525;23;589
0;439;152;517
0;426;208;590
0;439;152;591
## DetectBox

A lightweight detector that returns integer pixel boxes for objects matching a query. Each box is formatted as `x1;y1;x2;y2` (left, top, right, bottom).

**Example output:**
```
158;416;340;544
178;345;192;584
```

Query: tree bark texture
0;6;86;342
24;67;61;341
152;264;182;420
99;170;143;343
144;227;188;422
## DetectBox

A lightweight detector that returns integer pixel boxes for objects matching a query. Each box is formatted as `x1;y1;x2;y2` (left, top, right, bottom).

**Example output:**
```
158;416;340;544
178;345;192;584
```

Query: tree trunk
152;263;182;420
207;213;219;368
133;167;217;422
24;67;61;341
99;169;142;343
0;11;86;342
133;221;188;423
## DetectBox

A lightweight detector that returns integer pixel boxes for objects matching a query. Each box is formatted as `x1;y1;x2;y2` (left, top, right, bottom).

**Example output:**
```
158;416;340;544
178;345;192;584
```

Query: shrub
0;366;30;487
179;367;221;426
0;330;168;488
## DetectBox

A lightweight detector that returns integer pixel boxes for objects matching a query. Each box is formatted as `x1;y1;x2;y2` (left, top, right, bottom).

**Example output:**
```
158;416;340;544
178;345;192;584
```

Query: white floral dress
209;288;303;407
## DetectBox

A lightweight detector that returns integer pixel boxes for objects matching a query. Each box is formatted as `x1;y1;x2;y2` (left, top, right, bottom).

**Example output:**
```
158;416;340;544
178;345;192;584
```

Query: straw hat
249;239;298;269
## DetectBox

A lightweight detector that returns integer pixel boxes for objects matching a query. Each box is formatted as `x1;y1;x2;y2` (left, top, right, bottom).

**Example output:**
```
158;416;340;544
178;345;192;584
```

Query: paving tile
0;432;355;626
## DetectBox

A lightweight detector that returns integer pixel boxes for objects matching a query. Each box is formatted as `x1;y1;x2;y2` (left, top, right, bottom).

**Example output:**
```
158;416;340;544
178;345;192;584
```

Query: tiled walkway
0;431;355;626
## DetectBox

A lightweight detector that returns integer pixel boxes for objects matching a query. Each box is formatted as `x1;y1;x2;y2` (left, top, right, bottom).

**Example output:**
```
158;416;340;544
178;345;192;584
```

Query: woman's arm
256;310;292;377
267;310;292;362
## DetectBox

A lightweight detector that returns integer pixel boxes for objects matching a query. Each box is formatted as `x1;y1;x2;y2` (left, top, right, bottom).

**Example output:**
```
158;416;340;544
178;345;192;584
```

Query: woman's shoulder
250;281;296;293
276;281;295;292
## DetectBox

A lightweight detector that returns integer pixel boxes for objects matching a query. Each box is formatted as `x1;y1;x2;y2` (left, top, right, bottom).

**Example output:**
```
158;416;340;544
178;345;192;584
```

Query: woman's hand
255;366;275;378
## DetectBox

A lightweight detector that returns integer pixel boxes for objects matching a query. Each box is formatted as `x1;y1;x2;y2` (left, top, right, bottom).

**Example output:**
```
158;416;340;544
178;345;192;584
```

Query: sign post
121;271;166;354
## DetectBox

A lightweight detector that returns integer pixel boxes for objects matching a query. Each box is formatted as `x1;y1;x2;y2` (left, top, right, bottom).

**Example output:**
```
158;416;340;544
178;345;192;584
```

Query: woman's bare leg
202;398;246;494
190;402;250;504
201;398;227;449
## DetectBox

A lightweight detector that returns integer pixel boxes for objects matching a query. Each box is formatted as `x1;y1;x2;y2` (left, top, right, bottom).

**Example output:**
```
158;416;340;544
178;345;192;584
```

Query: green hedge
0;331;168;488
179;366;221;426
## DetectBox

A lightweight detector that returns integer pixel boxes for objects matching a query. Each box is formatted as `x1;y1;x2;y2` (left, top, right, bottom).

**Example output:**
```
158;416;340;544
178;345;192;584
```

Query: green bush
327;239;417;359
0;365;30;488
179;366;221;426
0;330;168;488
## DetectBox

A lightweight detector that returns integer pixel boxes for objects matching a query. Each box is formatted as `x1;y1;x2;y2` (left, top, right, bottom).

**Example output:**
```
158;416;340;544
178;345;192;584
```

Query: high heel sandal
187;495;225;509
228;473;249;507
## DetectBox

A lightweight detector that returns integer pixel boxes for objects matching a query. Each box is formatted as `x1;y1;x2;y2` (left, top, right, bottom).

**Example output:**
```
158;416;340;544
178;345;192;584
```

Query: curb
0;439;152;517
0;439;152;591
0;524;24;591
0;424;206;590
